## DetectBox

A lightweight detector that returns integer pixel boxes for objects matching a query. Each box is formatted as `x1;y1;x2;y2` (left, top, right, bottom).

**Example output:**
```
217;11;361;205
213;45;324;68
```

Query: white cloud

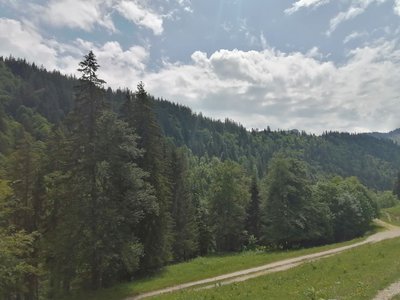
116;0;164;35
327;0;388;35
284;0;330;15
0;18;59;69
343;31;368;44
2;0;189;36
394;0;400;15
176;0;193;13
142;42;400;133
2;12;400;134
0;17;148;88
328;6;364;35
31;0;116;32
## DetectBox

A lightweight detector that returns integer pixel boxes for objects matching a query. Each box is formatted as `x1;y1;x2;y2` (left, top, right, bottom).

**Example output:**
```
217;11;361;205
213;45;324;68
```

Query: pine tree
69;50;106;289
6;131;45;299
76;51;105;119
245;176;261;240
188;156;214;256
121;83;173;270
42;126;77;295
170;148;198;261
47;52;156;292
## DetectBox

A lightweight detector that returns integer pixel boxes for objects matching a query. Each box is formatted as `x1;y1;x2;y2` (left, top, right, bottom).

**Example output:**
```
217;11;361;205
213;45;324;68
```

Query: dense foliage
0;54;395;299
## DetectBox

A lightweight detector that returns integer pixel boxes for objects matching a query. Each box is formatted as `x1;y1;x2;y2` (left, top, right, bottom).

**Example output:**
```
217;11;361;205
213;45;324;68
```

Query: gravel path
126;219;400;300
373;281;400;300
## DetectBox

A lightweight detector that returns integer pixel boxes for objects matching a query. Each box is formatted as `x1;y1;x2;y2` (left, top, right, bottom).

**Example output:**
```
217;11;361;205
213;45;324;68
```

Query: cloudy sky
1;0;400;133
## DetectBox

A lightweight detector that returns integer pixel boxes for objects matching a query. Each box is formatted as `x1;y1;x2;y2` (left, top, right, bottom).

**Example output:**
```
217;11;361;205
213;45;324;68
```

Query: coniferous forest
1;52;400;299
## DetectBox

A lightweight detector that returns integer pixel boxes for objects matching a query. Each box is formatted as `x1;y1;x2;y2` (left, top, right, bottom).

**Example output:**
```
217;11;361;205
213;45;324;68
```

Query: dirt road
373;280;400;300
127;220;400;300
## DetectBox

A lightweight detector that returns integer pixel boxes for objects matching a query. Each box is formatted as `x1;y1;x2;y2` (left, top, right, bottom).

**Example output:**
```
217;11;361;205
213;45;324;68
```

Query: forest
0;52;399;299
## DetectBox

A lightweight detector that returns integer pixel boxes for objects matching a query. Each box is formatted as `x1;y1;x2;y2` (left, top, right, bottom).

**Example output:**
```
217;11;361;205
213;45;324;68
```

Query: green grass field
63;225;383;300
62;226;382;300
382;205;400;226
156;237;400;300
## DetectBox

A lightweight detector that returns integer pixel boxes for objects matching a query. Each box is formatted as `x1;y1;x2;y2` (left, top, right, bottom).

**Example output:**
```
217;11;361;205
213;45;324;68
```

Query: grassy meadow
155;237;400;300
62;227;384;300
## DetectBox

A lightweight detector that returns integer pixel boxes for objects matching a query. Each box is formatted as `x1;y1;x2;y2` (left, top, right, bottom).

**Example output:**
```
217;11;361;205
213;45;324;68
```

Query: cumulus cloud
116;0;164;35
284;0;331;15
142;43;400;133
1;0;192;36
31;0;116;32
0;17;148;87
2;8;400;134
0;18;59;68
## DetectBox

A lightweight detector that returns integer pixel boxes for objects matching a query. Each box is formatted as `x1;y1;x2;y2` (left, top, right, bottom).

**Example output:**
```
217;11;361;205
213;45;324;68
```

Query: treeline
0;52;397;299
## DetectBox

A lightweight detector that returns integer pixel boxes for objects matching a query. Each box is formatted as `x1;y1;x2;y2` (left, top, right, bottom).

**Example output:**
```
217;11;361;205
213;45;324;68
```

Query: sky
0;0;400;133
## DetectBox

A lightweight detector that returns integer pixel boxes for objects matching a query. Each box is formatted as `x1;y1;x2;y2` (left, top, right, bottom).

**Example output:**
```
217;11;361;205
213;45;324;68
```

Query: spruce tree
245;176;261;240
6;131;45;299
47;52;156;292
121;84;173;270
169;148;198;261
70;50;105;289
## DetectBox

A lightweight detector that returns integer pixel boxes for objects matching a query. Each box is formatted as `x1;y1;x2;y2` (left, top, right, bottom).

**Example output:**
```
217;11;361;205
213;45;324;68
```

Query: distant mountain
367;129;400;145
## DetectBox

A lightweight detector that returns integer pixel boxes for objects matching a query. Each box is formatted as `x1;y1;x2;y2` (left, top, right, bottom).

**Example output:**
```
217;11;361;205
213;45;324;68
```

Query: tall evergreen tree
121;84;173;270
46;52;156;292
245;176;261;240
188;156;214;256
41;126;77;295
68;50;106;289
5;131;45;299
169;148;198;261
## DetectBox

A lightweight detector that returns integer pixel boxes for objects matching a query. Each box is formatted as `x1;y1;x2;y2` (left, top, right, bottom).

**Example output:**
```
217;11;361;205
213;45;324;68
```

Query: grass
62;225;382;300
156;237;400;300
381;205;400;226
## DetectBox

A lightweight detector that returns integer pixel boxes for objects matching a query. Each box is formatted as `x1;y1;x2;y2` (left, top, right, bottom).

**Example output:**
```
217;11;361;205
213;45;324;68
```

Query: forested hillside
368;129;400;145
155;100;400;190
1;56;399;190
0;54;398;299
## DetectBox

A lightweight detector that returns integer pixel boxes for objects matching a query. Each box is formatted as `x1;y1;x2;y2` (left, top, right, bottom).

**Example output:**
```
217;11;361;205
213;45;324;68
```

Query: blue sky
1;0;400;133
